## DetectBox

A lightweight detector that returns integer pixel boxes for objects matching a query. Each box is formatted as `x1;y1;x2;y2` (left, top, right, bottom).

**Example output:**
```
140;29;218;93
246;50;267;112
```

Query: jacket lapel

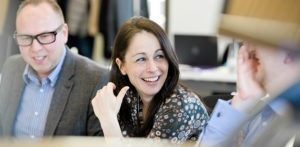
43;49;75;136
4;65;25;135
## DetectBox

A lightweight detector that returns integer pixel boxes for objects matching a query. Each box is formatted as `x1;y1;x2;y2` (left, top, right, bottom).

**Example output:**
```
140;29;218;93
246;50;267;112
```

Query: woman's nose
146;60;158;72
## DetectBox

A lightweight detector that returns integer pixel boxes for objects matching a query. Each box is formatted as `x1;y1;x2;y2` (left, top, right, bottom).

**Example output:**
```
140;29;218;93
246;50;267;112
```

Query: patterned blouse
119;85;209;144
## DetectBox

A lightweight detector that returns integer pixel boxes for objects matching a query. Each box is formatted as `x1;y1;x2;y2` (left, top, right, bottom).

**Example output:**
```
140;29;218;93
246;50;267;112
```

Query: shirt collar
268;98;289;116
23;47;67;87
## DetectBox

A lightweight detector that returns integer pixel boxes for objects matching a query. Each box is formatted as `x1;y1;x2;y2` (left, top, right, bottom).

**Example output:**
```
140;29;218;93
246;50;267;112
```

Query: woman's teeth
144;76;159;82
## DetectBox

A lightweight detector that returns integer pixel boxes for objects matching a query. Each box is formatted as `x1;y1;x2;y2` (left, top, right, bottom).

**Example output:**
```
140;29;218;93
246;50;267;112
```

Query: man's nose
30;39;43;52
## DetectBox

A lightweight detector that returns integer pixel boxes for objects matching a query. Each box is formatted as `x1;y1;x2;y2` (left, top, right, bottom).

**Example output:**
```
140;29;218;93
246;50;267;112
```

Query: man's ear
116;58;126;75
62;23;68;44
283;51;294;64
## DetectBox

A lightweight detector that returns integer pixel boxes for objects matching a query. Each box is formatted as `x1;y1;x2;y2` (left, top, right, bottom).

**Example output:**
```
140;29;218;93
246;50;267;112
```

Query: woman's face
116;31;169;103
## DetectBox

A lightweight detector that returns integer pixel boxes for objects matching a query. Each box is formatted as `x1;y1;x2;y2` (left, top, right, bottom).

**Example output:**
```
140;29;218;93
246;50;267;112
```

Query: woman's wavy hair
109;16;180;136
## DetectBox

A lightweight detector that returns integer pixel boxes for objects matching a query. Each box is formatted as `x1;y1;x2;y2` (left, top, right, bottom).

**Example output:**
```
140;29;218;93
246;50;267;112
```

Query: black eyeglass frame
13;24;64;46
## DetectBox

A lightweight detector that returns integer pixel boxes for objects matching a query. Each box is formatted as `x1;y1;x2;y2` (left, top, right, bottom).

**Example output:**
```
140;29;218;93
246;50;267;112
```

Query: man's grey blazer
0;48;109;137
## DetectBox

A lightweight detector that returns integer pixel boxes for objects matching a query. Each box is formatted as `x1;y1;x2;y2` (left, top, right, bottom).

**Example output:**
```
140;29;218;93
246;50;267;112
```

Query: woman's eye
136;57;146;62
156;54;165;59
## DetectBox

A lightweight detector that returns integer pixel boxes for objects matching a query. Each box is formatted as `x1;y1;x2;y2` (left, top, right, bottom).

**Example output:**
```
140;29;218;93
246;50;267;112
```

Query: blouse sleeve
147;92;209;144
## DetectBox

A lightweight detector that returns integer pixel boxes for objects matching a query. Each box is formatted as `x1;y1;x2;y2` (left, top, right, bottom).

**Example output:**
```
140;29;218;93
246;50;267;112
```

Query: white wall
148;0;166;30
168;0;232;60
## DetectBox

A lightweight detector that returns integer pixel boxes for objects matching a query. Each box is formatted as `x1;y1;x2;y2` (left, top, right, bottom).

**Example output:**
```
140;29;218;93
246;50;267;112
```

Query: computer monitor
174;35;219;68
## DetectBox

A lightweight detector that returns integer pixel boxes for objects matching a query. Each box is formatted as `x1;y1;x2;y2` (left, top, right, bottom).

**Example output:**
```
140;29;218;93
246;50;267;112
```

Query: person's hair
16;0;65;23
109;16;180;136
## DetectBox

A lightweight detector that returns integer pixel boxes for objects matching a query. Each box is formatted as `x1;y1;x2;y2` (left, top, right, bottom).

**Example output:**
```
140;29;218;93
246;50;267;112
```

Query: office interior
0;0;236;97
1;0;300;146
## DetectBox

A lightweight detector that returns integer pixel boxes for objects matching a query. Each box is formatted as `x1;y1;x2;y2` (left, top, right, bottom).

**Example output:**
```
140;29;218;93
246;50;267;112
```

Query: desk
179;65;237;96
0;137;195;147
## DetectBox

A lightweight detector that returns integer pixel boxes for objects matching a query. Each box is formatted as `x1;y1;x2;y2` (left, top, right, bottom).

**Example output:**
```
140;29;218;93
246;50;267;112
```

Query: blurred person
0;0;108;138
56;0;96;58
196;0;300;145
198;42;300;146
248;78;300;147
91;16;209;144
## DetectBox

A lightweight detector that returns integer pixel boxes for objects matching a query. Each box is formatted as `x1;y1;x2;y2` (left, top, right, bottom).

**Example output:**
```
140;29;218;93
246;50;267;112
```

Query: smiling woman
91;16;209;144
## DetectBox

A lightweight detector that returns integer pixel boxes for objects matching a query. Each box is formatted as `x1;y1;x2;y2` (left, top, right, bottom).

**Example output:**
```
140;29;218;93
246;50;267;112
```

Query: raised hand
231;43;266;111
91;82;129;137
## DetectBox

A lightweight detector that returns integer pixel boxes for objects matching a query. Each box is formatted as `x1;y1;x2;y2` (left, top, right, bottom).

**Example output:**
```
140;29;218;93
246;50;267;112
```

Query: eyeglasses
13;24;64;46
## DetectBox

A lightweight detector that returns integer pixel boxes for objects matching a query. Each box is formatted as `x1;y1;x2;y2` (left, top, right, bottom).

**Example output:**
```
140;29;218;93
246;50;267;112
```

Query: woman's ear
116;58;126;75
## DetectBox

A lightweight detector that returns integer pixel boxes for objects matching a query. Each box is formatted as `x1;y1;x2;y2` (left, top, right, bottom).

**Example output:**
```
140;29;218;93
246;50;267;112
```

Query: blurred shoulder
72;53;108;72
2;54;25;72
4;54;24;64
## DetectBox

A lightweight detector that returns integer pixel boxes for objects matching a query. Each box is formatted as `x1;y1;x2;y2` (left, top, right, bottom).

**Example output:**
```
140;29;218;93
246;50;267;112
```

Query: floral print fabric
120;85;209;144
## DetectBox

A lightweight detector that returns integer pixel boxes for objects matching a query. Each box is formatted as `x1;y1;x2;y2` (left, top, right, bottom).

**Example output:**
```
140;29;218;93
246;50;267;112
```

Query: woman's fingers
101;82;116;94
92;82;129;116
115;86;130;113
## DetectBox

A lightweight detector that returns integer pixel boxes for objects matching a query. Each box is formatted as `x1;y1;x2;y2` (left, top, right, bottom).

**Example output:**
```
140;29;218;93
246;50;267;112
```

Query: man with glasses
13;24;64;47
0;0;108;138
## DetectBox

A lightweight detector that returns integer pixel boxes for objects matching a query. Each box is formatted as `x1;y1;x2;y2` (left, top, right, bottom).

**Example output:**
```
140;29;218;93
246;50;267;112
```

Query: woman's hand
91;82;129;138
92;82;129;118
231;43;266;111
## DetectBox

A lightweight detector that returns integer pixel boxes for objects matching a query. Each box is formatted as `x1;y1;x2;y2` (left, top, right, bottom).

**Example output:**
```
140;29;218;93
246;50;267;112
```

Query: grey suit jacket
0;48;109;137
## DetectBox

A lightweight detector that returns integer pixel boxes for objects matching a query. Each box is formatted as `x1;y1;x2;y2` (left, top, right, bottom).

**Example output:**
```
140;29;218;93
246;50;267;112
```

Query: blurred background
0;0;236;97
